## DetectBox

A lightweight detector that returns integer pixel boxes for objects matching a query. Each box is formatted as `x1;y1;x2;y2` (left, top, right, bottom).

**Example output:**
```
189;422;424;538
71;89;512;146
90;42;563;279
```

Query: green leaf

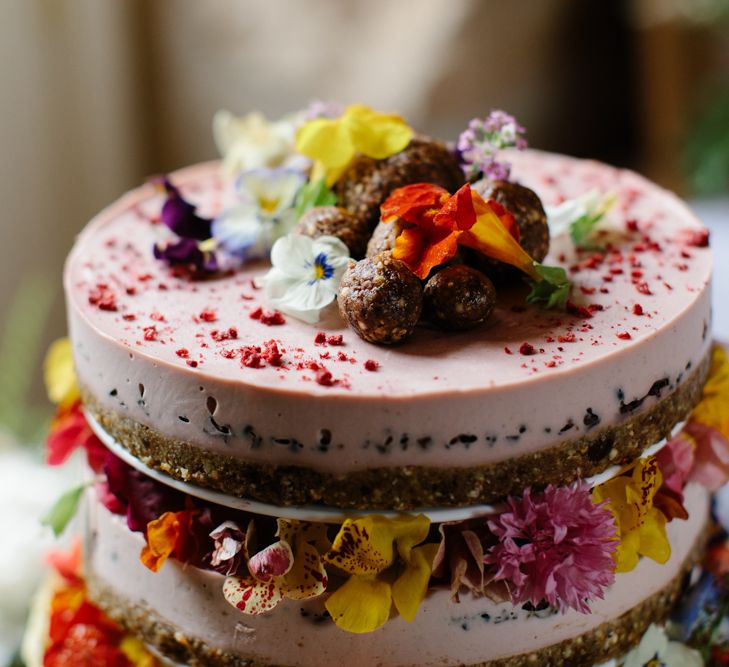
294;179;337;220
526;263;571;310
42;484;87;537
569;211;604;249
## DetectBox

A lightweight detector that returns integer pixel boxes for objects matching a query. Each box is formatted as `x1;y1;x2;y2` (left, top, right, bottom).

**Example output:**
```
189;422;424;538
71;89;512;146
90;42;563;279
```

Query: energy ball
366;219;400;258
473;179;550;262
424;265;497;331
338;252;423;344
293;206;370;259
334;136;465;230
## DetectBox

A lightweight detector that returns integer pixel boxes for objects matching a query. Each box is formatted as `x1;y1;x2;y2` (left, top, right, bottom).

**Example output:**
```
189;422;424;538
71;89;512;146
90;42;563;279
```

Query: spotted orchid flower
263;233;350;324
322;514;438;634
211;167;306;261
222;519;330;615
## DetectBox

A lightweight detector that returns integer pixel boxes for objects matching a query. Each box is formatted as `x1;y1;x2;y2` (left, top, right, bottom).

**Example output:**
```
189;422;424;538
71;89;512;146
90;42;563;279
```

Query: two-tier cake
31;105;729;667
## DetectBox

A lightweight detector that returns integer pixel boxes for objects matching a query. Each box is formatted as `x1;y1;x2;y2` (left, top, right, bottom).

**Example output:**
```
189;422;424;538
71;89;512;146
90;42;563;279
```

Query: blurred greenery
684;84;729;196
0;272;55;445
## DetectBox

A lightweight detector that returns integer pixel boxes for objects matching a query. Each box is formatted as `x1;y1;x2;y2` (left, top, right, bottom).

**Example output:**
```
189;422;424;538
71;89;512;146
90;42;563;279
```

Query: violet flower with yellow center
296;104;413;186
322;514;438;634
592;457;670;573
222;520;330;615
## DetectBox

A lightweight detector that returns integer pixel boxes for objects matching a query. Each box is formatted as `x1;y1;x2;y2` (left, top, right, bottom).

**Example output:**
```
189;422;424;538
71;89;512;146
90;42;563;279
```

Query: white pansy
545;189;616;237
212;168;305;261
264;234;351;324
622;624;703;667
213;110;299;175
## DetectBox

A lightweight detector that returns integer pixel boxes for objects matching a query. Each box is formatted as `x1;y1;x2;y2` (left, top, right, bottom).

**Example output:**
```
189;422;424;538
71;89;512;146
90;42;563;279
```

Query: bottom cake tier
84;483;710;667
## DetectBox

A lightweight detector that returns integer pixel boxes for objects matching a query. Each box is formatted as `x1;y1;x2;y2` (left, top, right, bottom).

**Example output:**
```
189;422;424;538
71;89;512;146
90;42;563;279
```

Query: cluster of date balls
293;136;551;345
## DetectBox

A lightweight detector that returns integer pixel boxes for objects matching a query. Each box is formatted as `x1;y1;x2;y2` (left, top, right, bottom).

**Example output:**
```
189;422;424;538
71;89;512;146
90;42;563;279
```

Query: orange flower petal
381;183;450;225
393;227;425;268
461;190;539;280
413;232;461;280
433;184;477;231
140;511;189;573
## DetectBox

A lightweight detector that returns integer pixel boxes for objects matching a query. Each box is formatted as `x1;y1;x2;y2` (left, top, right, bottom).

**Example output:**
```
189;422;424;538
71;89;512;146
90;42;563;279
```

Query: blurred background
0;0;728;660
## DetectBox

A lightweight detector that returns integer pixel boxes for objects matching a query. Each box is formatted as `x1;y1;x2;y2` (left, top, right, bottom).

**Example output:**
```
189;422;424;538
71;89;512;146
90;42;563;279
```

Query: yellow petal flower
391;542;439;622
324;514;430;575
119;635;159;666
44;338;79;408
593;458;670;573
325;575;392;633
691;346;729;438
278;519;330;600
344;104;413;160
296;104;413;186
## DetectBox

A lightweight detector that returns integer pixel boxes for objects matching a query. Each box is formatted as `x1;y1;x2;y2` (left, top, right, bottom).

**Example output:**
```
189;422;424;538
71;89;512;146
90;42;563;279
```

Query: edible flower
691;345;729;441
483;482;617;614
209;520;250;576
457;110;527;182
153;179;218;274
140;510;197;573
653;435;693;521
213;109;299;175
302;99;345;122
222;519;330;614
432;520;508;603
44;338;79;410
263;233;350;323
296;104;413;186
322;514;438;633
381;182;538;281
592;457;670;573
622;623;703;667
545;189;616;247
211;167;306;260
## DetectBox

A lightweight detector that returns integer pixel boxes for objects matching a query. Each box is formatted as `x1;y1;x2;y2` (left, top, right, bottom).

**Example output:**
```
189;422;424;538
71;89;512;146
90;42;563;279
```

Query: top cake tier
66;150;712;510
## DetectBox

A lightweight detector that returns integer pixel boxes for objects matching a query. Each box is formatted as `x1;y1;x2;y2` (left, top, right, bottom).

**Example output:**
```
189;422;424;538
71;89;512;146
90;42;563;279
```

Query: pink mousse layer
65;152;712;474
86;483;709;667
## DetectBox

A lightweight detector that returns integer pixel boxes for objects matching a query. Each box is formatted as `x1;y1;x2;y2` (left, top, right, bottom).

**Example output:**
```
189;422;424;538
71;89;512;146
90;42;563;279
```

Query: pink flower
686;422;729;490
484;482;617;613
656;435;695;495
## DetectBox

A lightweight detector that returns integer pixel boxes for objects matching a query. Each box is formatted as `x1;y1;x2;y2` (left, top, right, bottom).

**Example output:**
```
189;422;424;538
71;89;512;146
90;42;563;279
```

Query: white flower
263;234;351;324
213;109;300;175
622;624;703;667
545;189;616;237
212;167;305;261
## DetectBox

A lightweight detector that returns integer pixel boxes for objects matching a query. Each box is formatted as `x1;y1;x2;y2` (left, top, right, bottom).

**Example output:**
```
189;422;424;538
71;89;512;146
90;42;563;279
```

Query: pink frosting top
65;151;712;474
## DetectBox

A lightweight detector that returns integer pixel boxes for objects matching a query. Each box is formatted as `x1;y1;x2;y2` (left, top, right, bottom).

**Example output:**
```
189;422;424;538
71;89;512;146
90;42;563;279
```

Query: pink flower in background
685;422;729;490
484;482;617;613
656;435;695;495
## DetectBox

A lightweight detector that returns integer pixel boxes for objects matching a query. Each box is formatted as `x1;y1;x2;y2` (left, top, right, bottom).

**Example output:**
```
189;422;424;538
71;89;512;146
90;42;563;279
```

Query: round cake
41;106;726;667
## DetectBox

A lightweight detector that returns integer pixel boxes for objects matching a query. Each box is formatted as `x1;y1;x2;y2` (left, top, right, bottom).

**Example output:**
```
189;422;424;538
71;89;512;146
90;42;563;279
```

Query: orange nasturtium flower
140;511;195;573
381;182;540;281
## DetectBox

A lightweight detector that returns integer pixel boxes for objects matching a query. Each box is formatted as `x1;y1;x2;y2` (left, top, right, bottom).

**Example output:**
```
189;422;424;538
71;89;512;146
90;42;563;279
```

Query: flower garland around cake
42;340;729;635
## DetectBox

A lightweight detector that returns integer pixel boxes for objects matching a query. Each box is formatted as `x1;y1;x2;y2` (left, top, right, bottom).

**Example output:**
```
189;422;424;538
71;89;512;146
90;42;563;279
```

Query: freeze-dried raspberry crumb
241;346;264;368
315;368;335;386
519;342;537;355
88;284;118;311
186;360;198;368
261;310;285;326
566;300;593;319
617;331;632;340
626;219;639;232
558;332;577;343
635;282;652;295
249;306;263;320
364;359;379;371
211;327;238;342
327;334;344;346
199;309;217;322
176;348;189;358
684;228;710;247
504;346;513;355
633;304;644;316
337;351;348;361
263;340;283;366
143;326;157;341
122;314;136;321
150;311;165;322
314;331;327;344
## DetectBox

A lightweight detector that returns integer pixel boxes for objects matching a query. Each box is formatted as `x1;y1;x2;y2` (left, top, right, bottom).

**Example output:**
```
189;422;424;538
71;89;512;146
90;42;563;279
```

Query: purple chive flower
457;110;528;183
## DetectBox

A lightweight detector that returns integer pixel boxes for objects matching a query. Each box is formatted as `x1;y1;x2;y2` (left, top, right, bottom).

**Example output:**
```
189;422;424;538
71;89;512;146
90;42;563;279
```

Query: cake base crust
81;351;710;510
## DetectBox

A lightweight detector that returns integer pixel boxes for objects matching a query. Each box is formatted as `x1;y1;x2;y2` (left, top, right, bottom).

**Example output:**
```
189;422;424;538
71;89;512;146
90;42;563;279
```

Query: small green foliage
569;211;605;250
42;483;87;537
526;263;571;309
294;179;337;220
